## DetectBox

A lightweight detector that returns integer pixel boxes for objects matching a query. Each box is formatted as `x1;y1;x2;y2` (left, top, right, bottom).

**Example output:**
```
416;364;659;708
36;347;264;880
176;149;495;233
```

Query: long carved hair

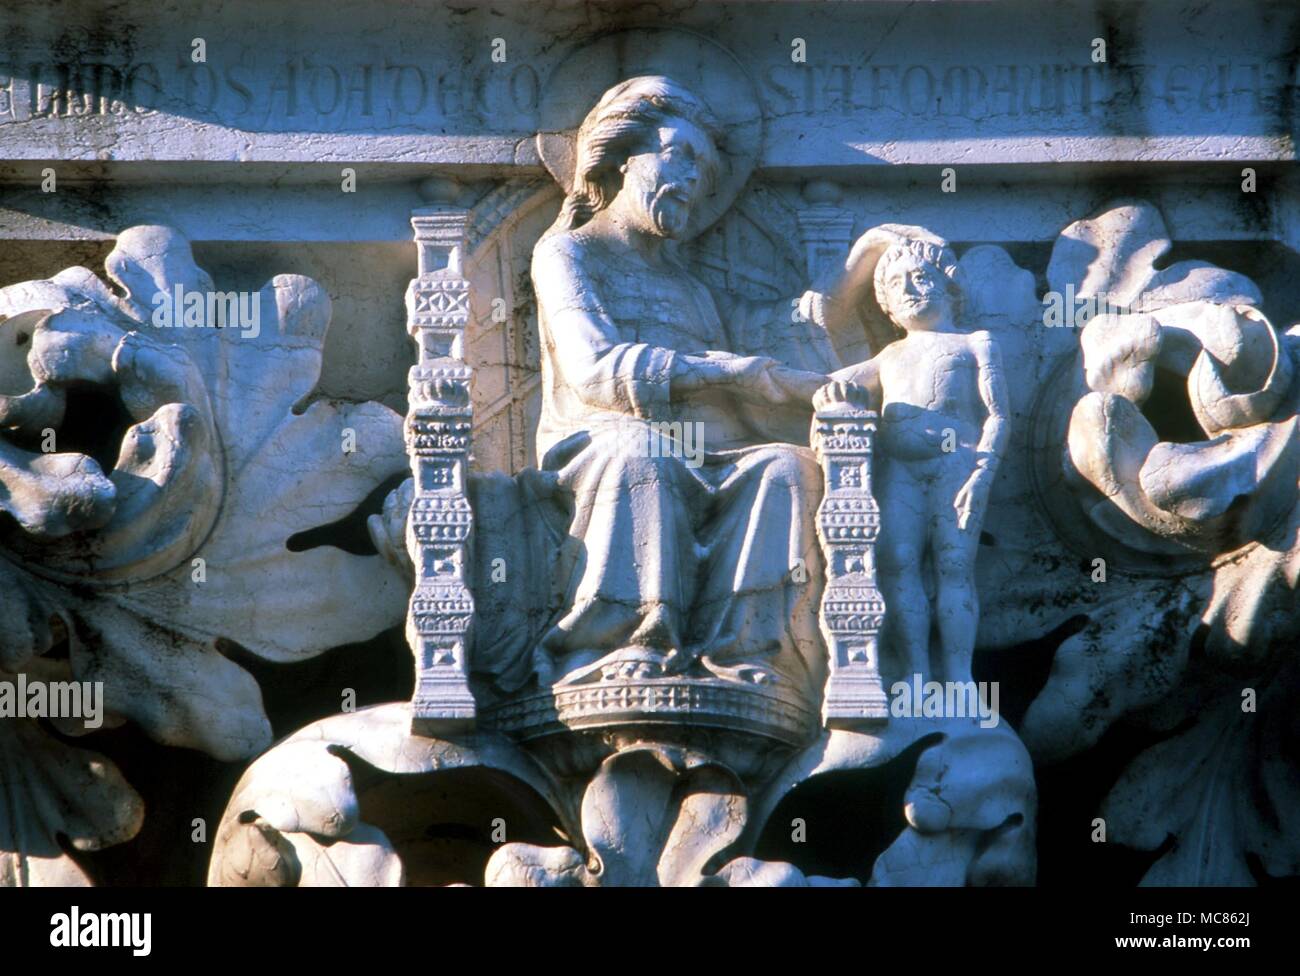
549;75;721;236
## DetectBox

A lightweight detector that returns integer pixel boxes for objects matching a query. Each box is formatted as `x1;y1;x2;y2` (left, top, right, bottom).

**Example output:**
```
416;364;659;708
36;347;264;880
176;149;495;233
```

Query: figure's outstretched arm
827;356;883;410
534;239;824;412
670;351;827;405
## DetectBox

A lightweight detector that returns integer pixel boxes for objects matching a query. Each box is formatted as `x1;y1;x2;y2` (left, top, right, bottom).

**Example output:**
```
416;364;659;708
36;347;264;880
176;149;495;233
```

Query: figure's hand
675;353;826;405
825;360;882;407
812;378;872;413
953;471;992;532
767;364;829;403
829;362;877;387
712;356;825;404
367;476;415;575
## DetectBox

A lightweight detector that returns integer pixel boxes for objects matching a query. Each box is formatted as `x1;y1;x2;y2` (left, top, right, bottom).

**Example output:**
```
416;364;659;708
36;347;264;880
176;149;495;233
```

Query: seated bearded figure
530;76;874;695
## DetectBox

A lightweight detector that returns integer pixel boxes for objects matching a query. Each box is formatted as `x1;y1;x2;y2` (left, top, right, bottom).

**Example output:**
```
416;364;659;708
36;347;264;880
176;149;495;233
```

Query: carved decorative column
812;389;889;727
797;179;873;364
405;204;477;734
796;180;856;288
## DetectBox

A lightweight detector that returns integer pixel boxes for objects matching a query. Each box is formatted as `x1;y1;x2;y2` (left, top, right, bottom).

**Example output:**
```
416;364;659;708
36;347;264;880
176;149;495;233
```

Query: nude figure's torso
872;330;991;463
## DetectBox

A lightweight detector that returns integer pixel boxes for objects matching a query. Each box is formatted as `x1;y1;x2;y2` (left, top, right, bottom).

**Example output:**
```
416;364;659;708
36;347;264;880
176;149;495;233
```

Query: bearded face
614;118;713;240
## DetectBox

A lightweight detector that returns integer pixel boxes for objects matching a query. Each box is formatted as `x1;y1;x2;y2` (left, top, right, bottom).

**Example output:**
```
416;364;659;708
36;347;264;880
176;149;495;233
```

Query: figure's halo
536;28;763;240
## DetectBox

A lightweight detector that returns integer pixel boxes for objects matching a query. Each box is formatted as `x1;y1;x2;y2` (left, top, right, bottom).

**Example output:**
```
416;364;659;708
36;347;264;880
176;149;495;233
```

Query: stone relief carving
811;381;889;726
211;187;1299;887
0;227;409;883
1;25;1295;890
526;75;843;696
835;227;1009;688
402;208;478;733
1003;200;1300;884
211;69;1035;887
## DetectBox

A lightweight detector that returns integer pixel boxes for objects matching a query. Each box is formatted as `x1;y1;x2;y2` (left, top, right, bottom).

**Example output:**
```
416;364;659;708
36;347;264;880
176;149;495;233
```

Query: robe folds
526;229;843;694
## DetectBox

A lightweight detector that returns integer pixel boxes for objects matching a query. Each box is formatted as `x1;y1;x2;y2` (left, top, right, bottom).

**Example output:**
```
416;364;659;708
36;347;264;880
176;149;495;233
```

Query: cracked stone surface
1;2;1297;888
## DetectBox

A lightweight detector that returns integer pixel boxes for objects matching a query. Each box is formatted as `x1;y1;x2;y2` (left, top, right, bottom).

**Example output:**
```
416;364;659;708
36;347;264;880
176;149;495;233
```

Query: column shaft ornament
406;207;477;733
812;390;890;727
796;181;856;288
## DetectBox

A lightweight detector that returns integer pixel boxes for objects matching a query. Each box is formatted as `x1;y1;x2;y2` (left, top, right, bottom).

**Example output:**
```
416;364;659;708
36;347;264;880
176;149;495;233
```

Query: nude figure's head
874;238;964;333
558;76;721;239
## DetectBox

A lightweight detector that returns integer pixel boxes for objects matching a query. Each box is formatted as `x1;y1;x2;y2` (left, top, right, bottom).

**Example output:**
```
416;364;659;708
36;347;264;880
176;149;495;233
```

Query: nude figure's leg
929;463;983;684
876;458;931;682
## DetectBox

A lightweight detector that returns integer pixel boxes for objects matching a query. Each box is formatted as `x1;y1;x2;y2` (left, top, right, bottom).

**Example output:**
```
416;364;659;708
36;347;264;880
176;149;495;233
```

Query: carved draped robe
529;228;842;694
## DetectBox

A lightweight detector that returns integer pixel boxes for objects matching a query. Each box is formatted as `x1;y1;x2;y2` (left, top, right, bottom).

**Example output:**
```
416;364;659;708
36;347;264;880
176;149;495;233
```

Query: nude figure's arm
954;332;1010;530
972;331;1010;471
827;354;884;409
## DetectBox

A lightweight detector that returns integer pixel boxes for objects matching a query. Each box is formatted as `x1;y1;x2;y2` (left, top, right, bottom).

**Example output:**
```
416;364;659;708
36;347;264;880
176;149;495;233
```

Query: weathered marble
1;1;1298;888
0;226;409;883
